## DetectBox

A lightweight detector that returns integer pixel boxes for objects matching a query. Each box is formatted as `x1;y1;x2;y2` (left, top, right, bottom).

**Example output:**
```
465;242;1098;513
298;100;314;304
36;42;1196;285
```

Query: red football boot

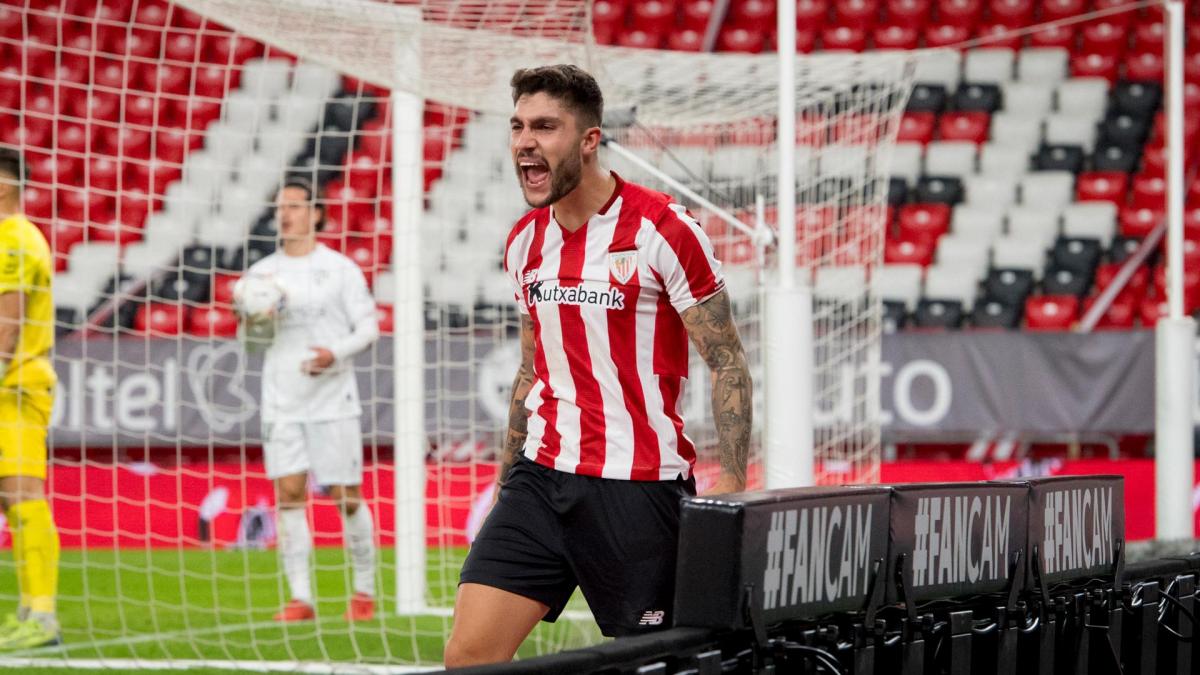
273;599;316;622
345;593;375;621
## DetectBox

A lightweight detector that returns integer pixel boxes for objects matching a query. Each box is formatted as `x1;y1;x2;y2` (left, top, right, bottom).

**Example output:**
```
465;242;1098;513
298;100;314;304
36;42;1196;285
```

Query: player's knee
443;633;514;668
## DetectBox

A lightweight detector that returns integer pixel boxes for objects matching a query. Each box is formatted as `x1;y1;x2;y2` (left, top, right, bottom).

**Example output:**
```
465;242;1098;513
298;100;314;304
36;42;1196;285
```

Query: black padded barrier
447;476;1200;675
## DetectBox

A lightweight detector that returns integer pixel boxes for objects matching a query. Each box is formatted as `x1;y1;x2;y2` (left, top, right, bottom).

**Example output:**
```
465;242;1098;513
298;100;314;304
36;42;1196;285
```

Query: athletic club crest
608;250;637;284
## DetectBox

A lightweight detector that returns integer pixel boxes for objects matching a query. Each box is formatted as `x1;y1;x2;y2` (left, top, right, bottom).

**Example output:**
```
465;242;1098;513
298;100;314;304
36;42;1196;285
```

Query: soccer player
444;65;752;666
0;147;61;650
239;177;381;622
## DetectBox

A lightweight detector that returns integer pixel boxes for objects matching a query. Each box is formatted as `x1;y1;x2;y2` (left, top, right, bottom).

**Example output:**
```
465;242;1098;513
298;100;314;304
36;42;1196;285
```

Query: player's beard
520;149;582;209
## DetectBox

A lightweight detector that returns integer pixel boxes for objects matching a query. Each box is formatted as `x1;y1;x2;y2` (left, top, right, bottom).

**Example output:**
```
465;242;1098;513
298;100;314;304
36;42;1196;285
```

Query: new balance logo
638;610;665;626
522;270;538;285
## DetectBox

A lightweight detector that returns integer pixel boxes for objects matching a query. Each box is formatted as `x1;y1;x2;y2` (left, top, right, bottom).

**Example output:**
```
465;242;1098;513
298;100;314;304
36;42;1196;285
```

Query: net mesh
0;0;914;667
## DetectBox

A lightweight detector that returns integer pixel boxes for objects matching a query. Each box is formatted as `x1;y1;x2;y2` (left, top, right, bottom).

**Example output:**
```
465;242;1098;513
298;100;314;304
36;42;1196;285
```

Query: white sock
277;508;313;605
342;505;376;597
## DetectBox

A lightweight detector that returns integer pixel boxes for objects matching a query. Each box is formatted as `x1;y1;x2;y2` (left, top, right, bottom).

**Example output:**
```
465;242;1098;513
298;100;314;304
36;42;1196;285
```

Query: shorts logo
608;250;637;284
638;610;665;626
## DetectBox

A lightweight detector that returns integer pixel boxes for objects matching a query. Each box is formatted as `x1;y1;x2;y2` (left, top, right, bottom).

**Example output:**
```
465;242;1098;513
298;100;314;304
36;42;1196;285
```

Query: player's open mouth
519;158;550;189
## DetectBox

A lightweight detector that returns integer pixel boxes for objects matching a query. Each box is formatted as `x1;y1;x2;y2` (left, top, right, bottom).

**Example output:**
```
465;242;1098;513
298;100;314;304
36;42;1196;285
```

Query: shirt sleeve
329;264;380;363
645;203;725;314
504;232;531;317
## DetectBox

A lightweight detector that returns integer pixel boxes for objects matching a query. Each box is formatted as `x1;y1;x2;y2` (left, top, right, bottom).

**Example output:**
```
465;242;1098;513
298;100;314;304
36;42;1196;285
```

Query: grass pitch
0;547;603;671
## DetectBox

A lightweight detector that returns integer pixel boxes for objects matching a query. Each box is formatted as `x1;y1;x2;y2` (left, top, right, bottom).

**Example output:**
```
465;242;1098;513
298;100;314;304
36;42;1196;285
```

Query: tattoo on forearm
682;290;751;489
498;316;536;487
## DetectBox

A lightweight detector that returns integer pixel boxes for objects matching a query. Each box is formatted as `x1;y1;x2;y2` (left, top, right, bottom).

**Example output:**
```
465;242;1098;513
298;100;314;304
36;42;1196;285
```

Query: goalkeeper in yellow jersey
0;147;60;650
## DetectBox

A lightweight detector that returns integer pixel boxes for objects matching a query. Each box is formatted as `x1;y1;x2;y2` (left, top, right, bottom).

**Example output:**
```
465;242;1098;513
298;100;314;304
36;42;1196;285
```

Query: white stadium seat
711;145;761;182
991;235;1046;275
884;143;924;185
924;264;980;309
952;205;1005;241
964;48;1016;84
978;143;1031;177
122;240;180;281
1055;77;1110;120
924;141;977;177
290;62;342;98
936;234;991;280
239;57;293;99
819;145;870;179
989;112;1043;154
221;92;272;132
1007;206;1061;251
1001;81;1054;116
963;174;1017;209
1017;48;1070;84
1044;113;1098;151
1062;202;1118;246
912;49;962;90
872;264;923;310
1019;171;1075;209
814;266;867;303
274;92;325;132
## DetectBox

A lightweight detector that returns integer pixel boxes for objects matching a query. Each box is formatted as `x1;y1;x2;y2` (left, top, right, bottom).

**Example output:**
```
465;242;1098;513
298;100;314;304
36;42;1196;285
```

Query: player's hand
301;347;335;375
703;472;746;496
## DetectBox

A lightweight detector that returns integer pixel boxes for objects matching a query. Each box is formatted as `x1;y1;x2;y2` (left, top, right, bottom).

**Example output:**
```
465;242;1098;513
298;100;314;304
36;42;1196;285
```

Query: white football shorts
263;418;364;485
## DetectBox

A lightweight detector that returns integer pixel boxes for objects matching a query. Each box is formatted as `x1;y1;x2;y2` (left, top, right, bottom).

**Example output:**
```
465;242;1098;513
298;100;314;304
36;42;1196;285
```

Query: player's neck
281;237;318;257
552;166;616;232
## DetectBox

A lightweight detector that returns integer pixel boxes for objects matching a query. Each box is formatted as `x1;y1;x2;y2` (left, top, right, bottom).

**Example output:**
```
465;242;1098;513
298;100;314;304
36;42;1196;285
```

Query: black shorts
459;457;696;637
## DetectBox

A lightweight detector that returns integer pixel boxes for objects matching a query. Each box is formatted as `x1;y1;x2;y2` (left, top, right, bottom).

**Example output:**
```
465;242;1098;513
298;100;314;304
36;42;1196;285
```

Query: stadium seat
1109;236;1145;265
1091;145;1140;173
1051;237;1103;277
1125;51;1165;83
1082;293;1137;330
814;267;867;303
186;305;238;338
882;300;908;332
873;23;920;49
971;300;1021;329
912;49;961;90
1001;81;1053;117
1017;48;1069;84
962;175;1015;209
1041;0;1086;20
1034;144;1085;173
926;263;981;311
913;298;965;328
952;205;1004;240
1070;52;1120;82
897;112;937;143
821;25;868;52
963;49;1015;84
1042;267;1091;297
884;143;924;185
1094;262;1150;299
914;175;964;204
983;267;1036;304
989;112;1042;154
1056;78;1111;120
1019;171;1074;209
938;111;991;144
1044;114;1097;152
885;237;936;266
1139;297;1170;327
1062;203;1117;247
1080;20;1125;55
898;203;950;241
1024;294;1079;330
1076;172;1129;205
1028;24;1075;50
924;141;976;177
1112;82;1162;119
376;303;394;334
873;261;925;309
977;143;1029;177
1131;174;1166;210
991;237;1045;276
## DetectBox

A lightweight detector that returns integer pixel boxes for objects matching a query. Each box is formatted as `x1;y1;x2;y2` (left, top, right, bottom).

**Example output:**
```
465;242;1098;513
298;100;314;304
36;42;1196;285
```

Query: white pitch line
0;657;440;673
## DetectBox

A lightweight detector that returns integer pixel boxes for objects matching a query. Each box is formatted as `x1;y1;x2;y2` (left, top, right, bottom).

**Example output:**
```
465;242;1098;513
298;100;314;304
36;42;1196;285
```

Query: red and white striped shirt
504;174;725;481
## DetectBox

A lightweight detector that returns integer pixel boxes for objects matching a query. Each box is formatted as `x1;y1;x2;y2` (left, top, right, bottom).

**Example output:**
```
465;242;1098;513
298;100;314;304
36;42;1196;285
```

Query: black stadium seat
887;177;909;205
1035;144;1086;173
1092;144;1140;173
953;83;1003;113
1041;267;1091;297
914;176;964;205
914;299;964;328
906;83;948;113
1099;114;1151;152
1109;235;1146;265
983;268;1035;307
971;300;1021;329
1051;237;1103;277
1112;82;1162;119
882;300;908;333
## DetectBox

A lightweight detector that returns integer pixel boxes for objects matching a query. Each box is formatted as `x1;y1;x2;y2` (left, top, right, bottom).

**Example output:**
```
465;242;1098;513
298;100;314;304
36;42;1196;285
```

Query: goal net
0;0;914;668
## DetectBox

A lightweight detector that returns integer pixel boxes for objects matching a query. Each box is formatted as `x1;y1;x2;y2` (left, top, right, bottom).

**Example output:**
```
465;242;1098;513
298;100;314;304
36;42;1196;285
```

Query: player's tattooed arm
497;315;537;488
681;289;751;494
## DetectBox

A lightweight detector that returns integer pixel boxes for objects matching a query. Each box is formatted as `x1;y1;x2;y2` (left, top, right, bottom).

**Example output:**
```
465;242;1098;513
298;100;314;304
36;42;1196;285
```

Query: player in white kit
238;177;381;622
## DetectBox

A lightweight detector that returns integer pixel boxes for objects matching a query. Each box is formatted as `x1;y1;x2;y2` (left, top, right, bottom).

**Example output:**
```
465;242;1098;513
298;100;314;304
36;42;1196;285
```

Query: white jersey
247;244;379;424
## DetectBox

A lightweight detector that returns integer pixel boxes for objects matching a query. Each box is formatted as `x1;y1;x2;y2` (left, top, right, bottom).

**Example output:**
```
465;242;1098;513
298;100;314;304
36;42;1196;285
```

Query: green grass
0;547;604;671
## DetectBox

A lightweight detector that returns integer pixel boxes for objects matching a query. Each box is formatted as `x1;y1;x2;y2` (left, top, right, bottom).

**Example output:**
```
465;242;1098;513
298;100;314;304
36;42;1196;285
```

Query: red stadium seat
345;153;383;196
873;23;920;49
976;22;1021;50
886;0;932;25
1140;143;1167;178
376;304;394;334
86;92;121;124
668;29;705;51
48;220;86;262
898;203;951;241
117;189;153;228
1185;206;1200;238
211;273;240;307
106;30;162;62
110;127;153;160
718;27;766;53
884;237;936;266
186;306;239;338
317;216;347;251
1028;23;1075;50
1139;297;1170;327
988;0;1033;26
146;63;193;96
619;28;667;49
936;0;983;28
1041;0;1086;20
1133;18;1164;53
0;122;49;152
1082;293;1137;330
1080;20;1126;55
822;24;868;51
193;64;234;100
592;0;626;32
171;6;206;30
796;0;830;30
1071;51;1120;82
681;0;713;30
170;97;221;131
202;34;263;66
125;157;182;196
123;94;159;127
629;0;676;34
56;122;93;156
163;31;200;63
1119;207;1162;238
135;303;183;336
20;185;54;222
730;0;776;29
89;156;120;193
1153;263;1200;303
1025;295;1079;330
834;0;879;27
1094;262;1150;297
29;154;80;189
1125;51;1165;83
924;22;971;48
1076;172;1129;205
56;188;91;224
156;127;201;164
938;111;990;144
771;28;819;52
1131;174;1167;210
135;1;171;28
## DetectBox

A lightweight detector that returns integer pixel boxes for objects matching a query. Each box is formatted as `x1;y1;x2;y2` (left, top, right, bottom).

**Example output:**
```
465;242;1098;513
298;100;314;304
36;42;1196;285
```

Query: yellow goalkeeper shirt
0;213;55;390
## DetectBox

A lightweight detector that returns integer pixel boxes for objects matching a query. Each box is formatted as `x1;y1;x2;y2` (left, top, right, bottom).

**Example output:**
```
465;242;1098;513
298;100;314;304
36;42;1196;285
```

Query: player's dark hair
277;174;326;231
0;147;25;191
510;64;604;130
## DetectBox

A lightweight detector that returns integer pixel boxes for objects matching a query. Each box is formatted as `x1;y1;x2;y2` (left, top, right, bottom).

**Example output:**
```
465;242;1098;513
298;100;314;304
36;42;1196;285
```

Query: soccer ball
232;274;285;318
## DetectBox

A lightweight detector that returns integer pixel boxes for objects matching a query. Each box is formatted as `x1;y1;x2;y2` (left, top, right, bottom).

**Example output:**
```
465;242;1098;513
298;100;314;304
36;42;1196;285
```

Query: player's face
510;92;586;208
275;187;319;241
